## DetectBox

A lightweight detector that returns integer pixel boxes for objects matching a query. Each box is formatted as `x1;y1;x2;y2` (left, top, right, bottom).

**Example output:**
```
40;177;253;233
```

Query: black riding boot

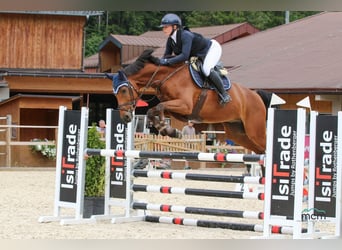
208;69;231;104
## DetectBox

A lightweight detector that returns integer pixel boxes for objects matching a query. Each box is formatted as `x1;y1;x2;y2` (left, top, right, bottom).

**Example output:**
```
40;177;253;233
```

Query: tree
84;11;320;57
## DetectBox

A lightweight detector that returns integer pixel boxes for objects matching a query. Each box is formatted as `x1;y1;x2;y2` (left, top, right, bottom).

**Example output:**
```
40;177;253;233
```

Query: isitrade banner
313;114;338;218
59;110;81;203
109;109;127;199
270;109;298;219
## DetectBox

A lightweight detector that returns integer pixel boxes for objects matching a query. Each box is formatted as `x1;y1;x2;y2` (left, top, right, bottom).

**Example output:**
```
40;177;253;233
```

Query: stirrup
219;94;231;105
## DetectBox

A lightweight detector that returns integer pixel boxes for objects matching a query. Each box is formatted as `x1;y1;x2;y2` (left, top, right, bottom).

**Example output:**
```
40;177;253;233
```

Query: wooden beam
6;76;157;95
7;76;112;94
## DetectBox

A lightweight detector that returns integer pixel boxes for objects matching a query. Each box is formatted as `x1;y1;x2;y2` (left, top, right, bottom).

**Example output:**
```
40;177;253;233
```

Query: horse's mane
123;49;159;76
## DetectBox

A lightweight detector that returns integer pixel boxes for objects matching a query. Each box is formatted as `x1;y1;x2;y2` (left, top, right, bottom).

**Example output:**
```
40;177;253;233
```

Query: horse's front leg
147;100;192;138
147;105;173;136
146;106;162;129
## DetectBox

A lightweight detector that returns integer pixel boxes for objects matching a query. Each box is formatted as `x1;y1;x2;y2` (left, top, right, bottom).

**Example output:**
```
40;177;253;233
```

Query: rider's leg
208;69;231;104
203;40;231;104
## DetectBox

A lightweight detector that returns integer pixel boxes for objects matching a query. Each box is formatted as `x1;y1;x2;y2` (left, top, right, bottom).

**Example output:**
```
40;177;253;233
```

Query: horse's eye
120;88;127;94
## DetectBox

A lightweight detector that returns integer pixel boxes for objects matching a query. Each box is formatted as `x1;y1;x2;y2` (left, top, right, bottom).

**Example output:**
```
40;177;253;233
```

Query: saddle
187;58;232;122
189;57;231;90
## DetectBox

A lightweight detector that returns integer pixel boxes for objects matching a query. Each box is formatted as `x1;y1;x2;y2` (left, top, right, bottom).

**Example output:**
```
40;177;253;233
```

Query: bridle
115;63;187;112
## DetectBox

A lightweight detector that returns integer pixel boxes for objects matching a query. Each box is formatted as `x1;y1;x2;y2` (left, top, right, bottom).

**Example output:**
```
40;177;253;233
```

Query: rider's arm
167;31;194;65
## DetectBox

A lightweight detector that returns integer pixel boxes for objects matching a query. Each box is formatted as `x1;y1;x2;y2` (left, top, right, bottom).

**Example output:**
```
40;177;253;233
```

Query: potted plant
30;138;57;160
83;124;106;218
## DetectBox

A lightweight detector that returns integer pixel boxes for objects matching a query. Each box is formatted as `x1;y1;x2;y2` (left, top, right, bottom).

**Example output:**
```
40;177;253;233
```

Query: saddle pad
189;65;231;90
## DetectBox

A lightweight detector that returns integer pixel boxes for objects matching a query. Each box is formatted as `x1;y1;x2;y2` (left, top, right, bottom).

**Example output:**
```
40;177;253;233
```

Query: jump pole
85;148;265;164
144;215;307;234
88;108;311;236
39;106;342;237
132;169;265;184
88;108;301;235
38;106;92;225
88;110;269;225
132;202;264;219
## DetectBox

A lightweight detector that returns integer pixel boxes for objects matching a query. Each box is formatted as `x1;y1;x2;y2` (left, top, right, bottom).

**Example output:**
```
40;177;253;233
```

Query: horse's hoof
159;130;167;136
175;129;182;139
168;128;182;138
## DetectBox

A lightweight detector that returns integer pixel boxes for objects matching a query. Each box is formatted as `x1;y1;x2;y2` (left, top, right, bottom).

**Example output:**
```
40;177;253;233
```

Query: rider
158;13;231;104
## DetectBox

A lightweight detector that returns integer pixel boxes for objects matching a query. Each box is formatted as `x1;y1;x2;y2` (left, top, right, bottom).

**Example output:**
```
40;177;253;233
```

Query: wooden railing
0;123;57;167
134;133;250;168
134;133;206;152
134;133;248;153
0;120;249;168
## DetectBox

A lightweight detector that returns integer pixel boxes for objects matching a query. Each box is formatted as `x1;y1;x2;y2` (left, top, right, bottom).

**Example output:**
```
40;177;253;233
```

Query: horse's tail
256;89;273;109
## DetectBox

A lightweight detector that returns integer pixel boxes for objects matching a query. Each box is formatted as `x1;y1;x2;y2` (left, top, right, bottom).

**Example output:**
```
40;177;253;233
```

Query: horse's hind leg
222;122;265;154
222;122;266;176
242;112;267;154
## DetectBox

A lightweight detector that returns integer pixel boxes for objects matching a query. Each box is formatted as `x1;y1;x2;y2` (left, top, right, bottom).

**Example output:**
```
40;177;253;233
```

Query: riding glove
159;58;169;66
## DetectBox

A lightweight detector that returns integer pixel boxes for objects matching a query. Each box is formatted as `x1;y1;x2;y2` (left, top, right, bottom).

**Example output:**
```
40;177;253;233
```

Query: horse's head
109;48;180;123
108;49;162;122
111;70;140;123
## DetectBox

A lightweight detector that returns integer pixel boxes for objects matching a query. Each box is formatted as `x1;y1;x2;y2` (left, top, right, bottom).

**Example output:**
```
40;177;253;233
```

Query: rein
116;63;187;111
155;63;188;98
157;63;187;89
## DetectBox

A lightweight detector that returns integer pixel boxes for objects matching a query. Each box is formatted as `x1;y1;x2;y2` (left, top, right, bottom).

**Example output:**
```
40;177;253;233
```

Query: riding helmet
160;13;182;27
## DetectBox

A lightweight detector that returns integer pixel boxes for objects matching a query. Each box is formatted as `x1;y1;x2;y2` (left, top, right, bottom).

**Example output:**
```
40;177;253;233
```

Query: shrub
84;124;106;197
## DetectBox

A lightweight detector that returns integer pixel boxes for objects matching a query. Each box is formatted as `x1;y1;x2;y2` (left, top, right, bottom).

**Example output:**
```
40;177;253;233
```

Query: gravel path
0;167;334;239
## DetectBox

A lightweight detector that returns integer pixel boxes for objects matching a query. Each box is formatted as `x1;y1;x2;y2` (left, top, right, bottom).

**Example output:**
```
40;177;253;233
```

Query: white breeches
202;39;222;76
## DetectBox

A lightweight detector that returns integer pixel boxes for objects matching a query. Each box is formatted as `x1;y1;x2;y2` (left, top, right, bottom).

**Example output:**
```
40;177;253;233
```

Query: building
0;11;107;167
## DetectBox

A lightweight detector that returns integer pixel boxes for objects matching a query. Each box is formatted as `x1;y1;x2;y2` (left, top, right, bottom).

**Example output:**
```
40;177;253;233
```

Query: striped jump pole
133;202;264;219
144;215;307;234
85;148;265;164
132;184;264;200
133;170;265;184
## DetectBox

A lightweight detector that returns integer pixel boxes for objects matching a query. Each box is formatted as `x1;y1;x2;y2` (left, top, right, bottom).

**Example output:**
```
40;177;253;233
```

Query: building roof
140;23;259;60
0;94;81;107
84;53;99;68
92;23;259;67
140;23;258;40
99;34;165;51
0;11;103;16
222;11;342;93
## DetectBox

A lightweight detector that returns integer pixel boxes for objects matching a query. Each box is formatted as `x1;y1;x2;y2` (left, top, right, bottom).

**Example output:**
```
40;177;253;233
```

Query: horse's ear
105;72;116;80
149;55;160;65
144;49;154;55
118;70;127;80
139;49;154;60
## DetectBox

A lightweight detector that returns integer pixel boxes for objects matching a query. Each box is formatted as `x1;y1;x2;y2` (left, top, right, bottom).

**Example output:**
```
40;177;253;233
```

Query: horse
108;49;271;154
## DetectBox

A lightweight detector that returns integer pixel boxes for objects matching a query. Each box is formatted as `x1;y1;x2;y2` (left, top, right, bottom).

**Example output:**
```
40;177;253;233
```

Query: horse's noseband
115;81;141;112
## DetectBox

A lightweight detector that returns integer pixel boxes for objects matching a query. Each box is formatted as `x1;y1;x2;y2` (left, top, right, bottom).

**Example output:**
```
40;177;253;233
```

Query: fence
0;115;249;168
0;115;57;167
134;133;249;169
135;133;247;153
134;133;206;152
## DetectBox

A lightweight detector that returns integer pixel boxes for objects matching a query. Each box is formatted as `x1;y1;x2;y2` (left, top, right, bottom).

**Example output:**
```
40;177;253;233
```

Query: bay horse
108;49;271;154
